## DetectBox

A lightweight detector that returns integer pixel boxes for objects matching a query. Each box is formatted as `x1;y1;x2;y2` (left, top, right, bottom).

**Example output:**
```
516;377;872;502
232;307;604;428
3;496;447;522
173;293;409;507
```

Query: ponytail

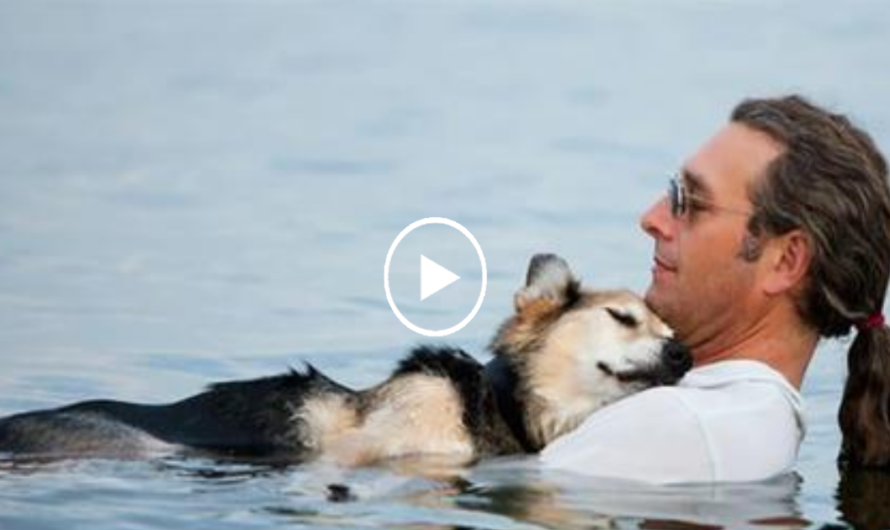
839;322;890;468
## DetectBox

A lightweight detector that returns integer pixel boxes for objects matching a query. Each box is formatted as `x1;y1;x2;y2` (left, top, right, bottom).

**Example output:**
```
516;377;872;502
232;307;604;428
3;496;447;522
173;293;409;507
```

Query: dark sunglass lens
669;179;682;217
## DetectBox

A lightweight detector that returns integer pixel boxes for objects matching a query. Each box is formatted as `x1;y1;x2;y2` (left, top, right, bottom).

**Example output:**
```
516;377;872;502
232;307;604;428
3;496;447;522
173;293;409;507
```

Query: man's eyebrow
681;169;713;198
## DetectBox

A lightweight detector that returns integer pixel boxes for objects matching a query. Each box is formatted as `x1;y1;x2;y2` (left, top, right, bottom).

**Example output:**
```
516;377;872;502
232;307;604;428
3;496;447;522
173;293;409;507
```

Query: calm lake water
2;1;890;528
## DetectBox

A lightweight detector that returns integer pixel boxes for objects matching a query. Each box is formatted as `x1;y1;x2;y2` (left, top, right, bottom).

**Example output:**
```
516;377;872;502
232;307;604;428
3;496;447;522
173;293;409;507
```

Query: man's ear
515;253;578;312
762;230;811;296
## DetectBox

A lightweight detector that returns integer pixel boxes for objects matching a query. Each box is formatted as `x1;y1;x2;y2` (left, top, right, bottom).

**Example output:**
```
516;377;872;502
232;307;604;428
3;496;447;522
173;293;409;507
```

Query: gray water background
1;1;889;528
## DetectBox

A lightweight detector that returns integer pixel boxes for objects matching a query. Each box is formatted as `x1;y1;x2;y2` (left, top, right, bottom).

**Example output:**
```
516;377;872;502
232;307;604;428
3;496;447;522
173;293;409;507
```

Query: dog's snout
663;339;693;378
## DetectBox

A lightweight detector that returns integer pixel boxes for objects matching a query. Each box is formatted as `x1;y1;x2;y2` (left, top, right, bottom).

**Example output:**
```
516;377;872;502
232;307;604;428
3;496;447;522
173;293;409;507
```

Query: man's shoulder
611;359;804;422
544;358;804;457
675;359;804;418
540;360;805;483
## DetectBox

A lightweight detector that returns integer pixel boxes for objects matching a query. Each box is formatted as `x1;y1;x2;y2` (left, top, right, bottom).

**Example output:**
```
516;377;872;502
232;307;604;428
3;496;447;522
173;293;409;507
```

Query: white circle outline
384;217;487;337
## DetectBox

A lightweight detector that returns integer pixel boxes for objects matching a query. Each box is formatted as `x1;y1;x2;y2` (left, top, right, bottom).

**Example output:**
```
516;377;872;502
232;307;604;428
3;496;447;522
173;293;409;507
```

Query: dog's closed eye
606;307;639;328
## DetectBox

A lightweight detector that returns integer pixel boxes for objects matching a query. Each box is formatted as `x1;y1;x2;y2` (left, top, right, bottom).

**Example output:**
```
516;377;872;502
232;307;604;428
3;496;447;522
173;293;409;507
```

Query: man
540;95;890;483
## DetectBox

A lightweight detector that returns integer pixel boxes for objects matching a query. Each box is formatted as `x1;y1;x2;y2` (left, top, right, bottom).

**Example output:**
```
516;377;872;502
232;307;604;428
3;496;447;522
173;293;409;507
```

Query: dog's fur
0;254;691;465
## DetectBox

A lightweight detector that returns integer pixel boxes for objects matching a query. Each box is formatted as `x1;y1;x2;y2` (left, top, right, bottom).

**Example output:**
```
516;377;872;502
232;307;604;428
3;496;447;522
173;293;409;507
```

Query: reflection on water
0;446;888;529
454;462;809;530
836;470;890;530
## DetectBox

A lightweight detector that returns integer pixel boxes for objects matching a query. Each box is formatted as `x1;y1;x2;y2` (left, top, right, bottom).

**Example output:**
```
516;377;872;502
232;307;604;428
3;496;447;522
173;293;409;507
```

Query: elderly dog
0;254;691;464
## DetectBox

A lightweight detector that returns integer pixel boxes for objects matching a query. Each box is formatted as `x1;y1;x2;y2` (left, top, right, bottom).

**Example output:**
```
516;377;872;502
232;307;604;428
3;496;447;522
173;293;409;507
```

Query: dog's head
489;253;692;449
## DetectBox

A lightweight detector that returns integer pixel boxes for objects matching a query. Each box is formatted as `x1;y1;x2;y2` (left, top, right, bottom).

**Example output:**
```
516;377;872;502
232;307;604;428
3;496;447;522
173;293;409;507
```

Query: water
1;1;889;528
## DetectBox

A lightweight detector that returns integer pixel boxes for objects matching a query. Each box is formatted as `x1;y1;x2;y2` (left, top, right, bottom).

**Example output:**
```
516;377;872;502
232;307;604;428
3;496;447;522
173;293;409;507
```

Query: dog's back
304;346;523;466
0;367;355;460
0;346;523;463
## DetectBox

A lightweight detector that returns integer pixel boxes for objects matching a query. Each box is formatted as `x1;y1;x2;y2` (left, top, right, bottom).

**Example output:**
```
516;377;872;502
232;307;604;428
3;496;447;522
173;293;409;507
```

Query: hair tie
856;313;885;332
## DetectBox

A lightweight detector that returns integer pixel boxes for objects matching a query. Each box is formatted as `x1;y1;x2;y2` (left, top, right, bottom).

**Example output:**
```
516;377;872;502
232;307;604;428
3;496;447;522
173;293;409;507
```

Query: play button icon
420;255;460;301
384;217;487;337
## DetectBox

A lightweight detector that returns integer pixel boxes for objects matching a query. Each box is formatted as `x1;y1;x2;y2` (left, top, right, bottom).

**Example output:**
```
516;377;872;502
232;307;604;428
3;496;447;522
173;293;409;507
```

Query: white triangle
420;255;460;301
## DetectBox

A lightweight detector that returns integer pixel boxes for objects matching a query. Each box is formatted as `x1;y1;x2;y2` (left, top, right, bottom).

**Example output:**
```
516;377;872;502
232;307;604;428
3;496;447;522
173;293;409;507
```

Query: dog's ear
515;253;579;313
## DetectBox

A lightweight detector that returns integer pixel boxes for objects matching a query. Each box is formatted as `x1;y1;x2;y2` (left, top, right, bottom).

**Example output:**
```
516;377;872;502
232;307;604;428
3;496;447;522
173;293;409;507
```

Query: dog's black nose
663;339;693;378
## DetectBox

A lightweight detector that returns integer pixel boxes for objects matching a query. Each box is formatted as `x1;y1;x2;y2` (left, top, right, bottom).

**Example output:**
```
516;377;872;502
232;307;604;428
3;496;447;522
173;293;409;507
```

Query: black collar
483;355;537;453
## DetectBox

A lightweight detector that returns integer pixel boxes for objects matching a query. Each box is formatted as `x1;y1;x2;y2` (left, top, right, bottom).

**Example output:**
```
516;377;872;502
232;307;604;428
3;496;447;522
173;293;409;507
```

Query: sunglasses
668;175;751;218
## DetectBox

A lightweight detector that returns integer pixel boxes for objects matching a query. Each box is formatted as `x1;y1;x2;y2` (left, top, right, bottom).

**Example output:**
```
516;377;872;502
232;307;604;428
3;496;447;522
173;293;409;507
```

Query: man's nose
639;196;675;241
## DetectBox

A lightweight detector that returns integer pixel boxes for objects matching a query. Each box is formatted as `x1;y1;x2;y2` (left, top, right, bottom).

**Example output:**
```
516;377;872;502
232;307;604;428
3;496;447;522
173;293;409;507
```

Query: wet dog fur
0;254;691;465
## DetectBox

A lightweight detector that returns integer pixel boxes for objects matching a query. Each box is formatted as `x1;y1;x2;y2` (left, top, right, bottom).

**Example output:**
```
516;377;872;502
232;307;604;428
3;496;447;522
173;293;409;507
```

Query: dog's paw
326;483;357;503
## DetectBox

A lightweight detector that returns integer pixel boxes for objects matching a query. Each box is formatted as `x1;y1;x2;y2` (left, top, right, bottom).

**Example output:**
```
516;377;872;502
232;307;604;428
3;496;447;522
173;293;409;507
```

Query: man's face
639;123;783;354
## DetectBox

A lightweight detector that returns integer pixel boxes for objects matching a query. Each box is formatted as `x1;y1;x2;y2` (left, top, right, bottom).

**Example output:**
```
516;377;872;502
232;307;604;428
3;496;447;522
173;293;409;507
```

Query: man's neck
688;304;819;389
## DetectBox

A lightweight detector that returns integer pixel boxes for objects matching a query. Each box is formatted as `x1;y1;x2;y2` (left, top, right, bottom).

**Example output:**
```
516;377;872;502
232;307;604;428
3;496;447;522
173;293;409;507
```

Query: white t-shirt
539;360;805;484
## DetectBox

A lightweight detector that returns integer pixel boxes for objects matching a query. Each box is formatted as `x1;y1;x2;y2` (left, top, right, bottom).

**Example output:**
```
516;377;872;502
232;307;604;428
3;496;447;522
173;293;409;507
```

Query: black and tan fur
0;254;691;464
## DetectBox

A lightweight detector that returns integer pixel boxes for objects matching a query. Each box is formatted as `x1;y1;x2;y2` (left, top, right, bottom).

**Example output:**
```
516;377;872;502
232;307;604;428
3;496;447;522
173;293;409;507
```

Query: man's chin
646;268;677;307
644;287;673;325
643;283;660;309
